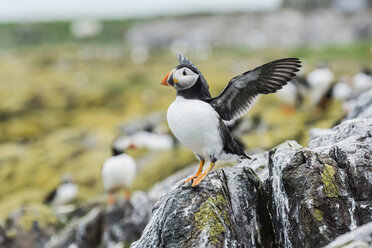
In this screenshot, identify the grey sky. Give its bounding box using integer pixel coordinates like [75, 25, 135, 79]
[0, 0, 281, 22]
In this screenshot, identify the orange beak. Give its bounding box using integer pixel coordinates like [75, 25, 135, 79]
[129, 142, 137, 150]
[161, 71, 171, 86]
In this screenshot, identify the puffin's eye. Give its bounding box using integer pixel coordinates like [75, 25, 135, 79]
[183, 70, 187, 76]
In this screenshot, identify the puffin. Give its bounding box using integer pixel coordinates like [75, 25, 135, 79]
[161, 54, 301, 186]
[44, 175, 78, 206]
[276, 76, 309, 113]
[115, 131, 174, 151]
[306, 63, 334, 106]
[101, 140, 137, 204]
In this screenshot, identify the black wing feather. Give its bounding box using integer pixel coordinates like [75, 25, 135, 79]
[44, 188, 57, 204]
[209, 58, 301, 121]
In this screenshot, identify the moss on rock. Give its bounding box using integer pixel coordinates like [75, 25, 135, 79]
[12, 203, 59, 232]
[194, 194, 230, 245]
[313, 209, 324, 221]
[321, 164, 339, 198]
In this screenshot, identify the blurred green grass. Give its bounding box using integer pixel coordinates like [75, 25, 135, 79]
[0, 20, 371, 219]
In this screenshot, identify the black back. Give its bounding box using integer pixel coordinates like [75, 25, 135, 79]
[219, 119, 250, 159]
[177, 77, 212, 100]
[44, 188, 57, 204]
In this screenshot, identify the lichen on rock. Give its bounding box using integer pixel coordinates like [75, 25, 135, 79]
[194, 193, 230, 245]
[321, 164, 339, 198]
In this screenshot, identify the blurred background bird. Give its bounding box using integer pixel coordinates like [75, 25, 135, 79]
[44, 175, 78, 206]
[101, 138, 137, 204]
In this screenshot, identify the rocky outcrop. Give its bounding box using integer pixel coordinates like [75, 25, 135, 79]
[346, 89, 372, 119]
[132, 91, 372, 247]
[0, 204, 59, 248]
[324, 222, 372, 248]
[44, 192, 152, 248]
[266, 118, 371, 247]
[132, 167, 275, 248]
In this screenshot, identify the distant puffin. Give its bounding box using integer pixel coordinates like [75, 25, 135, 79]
[115, 131, 174, 151]
[44, 175, 78, 206]
[161, 54, 301, 186]
[306, 63, 334, 106]
[276, 75, 310, 112]
[101, 140, 137, 204]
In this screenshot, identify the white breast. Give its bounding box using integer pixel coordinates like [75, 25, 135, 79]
[167, 96, 223, 160]
[101, 154, 137, 192]
[307, 68, 334, 105]
[53, 183, 78, 205]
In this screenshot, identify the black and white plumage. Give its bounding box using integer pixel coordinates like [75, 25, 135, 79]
[44, 175, 78, 206]
[307, 64, 335, 106]
[101, 140, 137, 204]
[161, 54, 301, 186]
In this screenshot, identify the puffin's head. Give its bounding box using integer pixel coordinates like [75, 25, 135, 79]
[111, 136, 137, 156]
[61, 174, 74, 184]
[161, 64, 200, 91]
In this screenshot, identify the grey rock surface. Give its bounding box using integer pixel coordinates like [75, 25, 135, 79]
[132, 167, 275, 248]
[346, 89, 372, 119]
[264, 94, 372, 247]
[45, 192, 152, 248]
[0, 205, 58, 248]
[323, 221, 372, 248]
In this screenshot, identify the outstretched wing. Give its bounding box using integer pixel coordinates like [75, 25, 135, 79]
[208, 58, 301, 121]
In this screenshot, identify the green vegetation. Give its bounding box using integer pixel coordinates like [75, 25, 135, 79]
[15, 204, 59, 231]
[194, 193, 230, 245]
[313, 209, 324, 222]
[321, 164, 339, 198]
[0, 20, 370, 219]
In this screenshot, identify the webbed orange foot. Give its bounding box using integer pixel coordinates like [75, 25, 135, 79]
[184, 159, 205, 184]
[191, 173, 207, 187]
[191, 161, 215, 187]
[185, 175, 198, 184]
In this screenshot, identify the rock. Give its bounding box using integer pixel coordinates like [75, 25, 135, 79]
[45, 191, 152, 248]
[1, 204, 59, 248]
[265, 137, 371, 247]
[237, 151, 269, 181]
[346, 89, 372, 119]
[323, 221, 372, 248]
[308, 128, 335, 141]
[148, 152, 270, 203]
[132, 167, 275, 248]
[132, 91, 372, 247]
[45, 207, 103, 248]
[264, 106, 371, 247]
